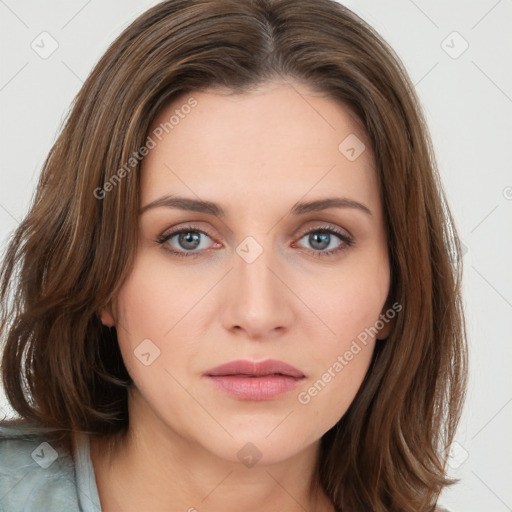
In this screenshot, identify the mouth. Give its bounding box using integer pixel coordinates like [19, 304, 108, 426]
[204, 359, 306, 400]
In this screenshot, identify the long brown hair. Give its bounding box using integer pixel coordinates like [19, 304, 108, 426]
[0, 1, 467, 510]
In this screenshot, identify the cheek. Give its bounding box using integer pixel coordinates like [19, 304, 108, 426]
[298, 258, 389, 344]
[292, 258, 387, 434]
[110, 255, 196, 385]
[297, 338, 375, 420]
[114, 251, 208, 340]
[111, 260, 202, 431]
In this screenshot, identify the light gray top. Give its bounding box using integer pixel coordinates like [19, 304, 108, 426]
[0, 420, 102, 512]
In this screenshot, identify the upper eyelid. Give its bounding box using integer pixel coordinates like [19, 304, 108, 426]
[162, 218, 350, 234]
[162, 224, 215, 240]
[162, 222, 349, 237]
[161, 223, 352, 247]
[296, 223, 351, 237]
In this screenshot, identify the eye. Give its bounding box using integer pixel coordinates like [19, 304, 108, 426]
[156, 225, 218, 258]
[293, 225, 354, 258]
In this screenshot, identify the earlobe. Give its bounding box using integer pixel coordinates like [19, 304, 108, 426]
[375, 308, 395, 340]
[99, 304, 116, 327]
[376, 319, 392, 340]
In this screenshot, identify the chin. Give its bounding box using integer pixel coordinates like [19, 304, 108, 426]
[196, 424, 322, 467]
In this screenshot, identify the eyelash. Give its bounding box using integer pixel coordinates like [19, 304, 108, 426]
[156, 224, 354, 259]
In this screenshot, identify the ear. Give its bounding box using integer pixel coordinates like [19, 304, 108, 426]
[99, 302, 116, 327]
[375, 301, 397, 340]
[375, 316, 393, 340]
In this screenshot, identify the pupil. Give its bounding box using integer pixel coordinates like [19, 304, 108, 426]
[310, 232, 330, 250]
[179, 232, 200, 250]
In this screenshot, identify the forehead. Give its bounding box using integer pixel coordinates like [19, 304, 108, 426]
[140, 81, 380, 215]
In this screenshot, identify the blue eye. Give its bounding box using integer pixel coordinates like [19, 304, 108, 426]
[294, 226, 353, 258]
[156, 226, 215, 258]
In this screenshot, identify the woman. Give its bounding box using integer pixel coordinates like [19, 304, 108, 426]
[0, 0, 467, 510]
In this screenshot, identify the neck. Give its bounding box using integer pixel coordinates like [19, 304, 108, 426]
[89, 389, 334, 512]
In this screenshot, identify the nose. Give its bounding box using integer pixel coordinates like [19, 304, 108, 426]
[220, 239, 295, 341]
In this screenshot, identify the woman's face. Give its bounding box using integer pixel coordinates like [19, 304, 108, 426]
[102, 80, 391, 465]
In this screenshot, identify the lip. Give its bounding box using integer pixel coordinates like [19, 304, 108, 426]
[204, 359, 305, 378]
[204, 359, 305, 400]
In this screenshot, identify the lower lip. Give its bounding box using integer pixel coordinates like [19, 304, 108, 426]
[205, 375, 303, 400]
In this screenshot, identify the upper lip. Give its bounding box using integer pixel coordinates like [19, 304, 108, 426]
[204, 359, 305, 378]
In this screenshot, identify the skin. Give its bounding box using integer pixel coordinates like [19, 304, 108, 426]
[92, 79, 392, 512]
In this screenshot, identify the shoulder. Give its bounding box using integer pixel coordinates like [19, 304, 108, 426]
[0, 419, 82, 511]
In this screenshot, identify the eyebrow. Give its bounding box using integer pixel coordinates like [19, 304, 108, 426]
[139, 195, 372, 217]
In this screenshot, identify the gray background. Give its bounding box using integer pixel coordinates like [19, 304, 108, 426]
[1, 1, 511, 510]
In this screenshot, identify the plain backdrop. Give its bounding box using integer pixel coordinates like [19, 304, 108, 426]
[0, 1, 511, 511]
